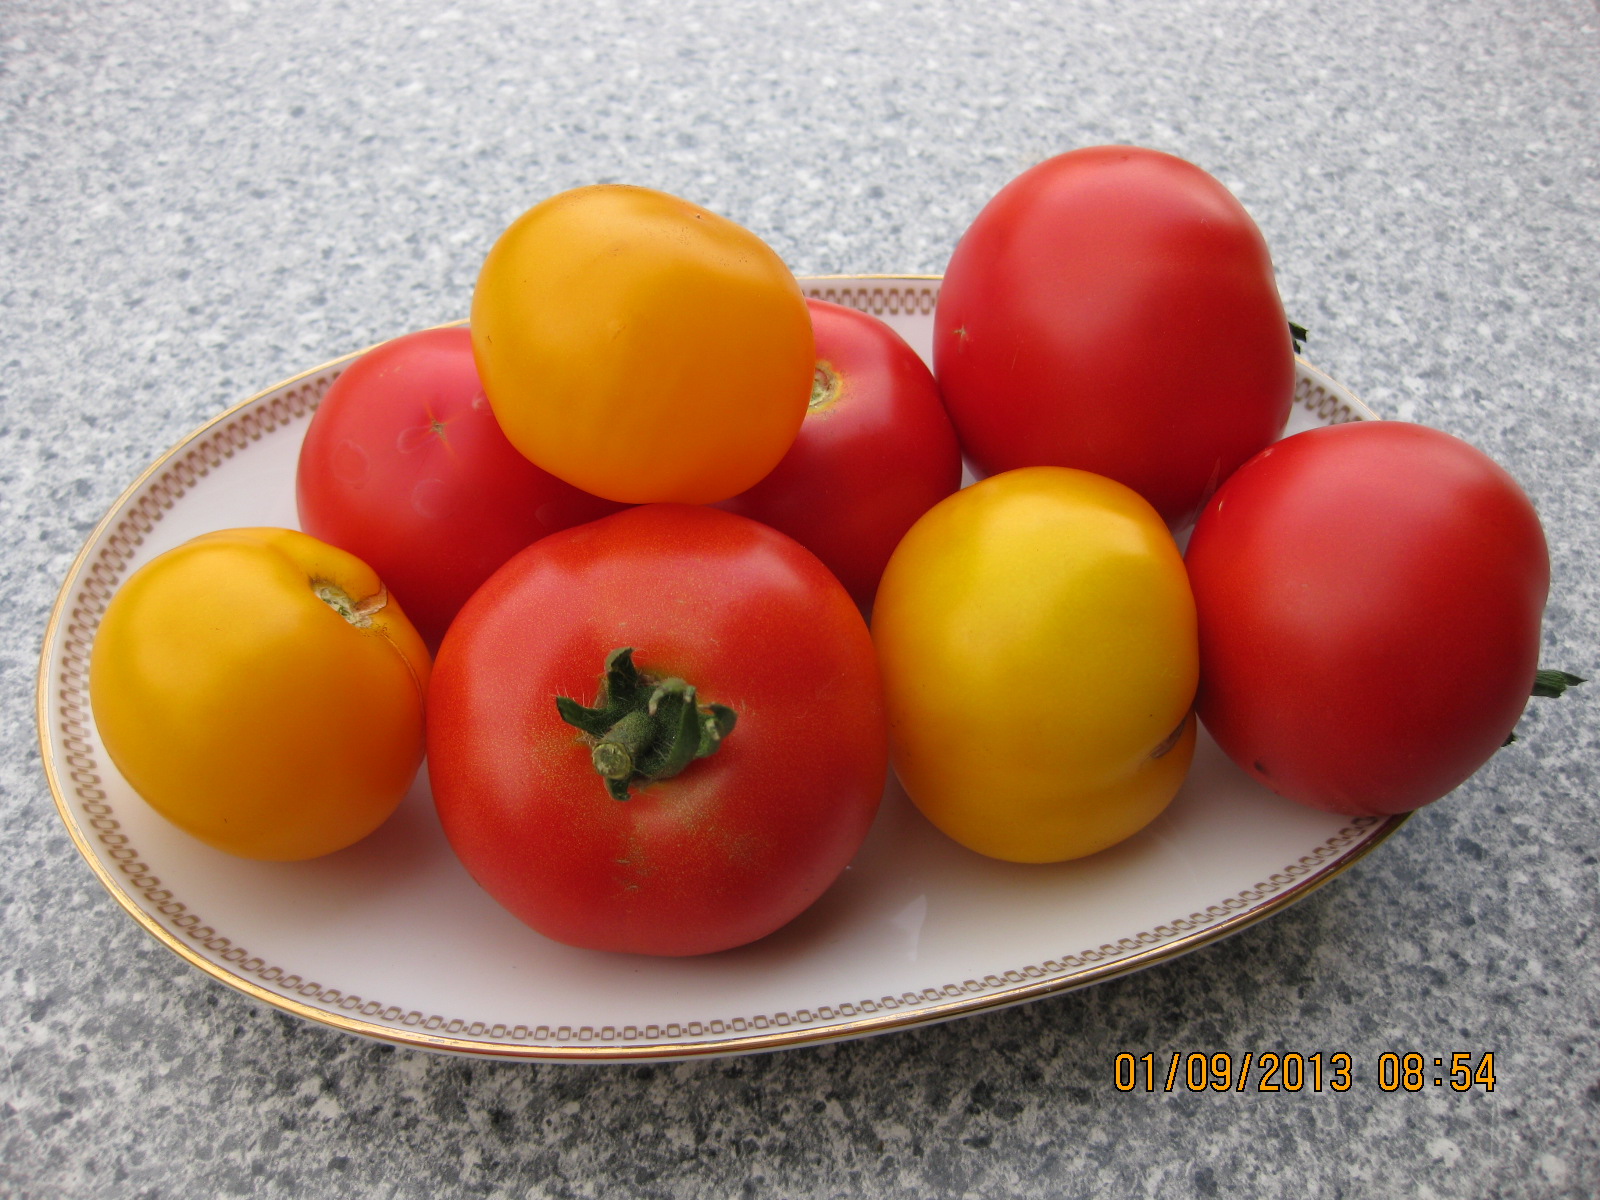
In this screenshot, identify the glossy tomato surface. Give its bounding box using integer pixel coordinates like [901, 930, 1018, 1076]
[89, 528, 431, 860]
[296, 327, 623, 650]
[872, 467, 1198, 863]
[1186, 421, 1550, 816]
[934, 145, 1295, 529]
[471, 185, 814, 505]
[719, 298, 962, 609]
[426, 505, 887, 957]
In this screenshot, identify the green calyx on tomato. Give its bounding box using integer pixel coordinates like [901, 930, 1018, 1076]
[1505, 670, 1587, 744]
[556, 647, 738, 800]
[1532, 670, 1585, 699]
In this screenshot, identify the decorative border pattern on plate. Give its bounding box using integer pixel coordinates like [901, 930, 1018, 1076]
[800, 278, 938, 316]
[42, 277, 1400, 1058]
[1292, 370, 1362, 425]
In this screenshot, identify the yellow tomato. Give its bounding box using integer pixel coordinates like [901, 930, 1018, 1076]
[871, 467, 1198, 863]
[470, 184, 814, 504]
[89, 528, 431, 861]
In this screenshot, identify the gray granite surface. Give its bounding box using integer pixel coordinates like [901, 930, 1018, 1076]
[4, 1, 1598, 1196]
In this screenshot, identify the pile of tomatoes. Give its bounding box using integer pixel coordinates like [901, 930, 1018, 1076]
[88, 146, 1570, 958]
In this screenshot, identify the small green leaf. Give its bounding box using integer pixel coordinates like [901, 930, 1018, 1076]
[554, 695, 612, 739]
[1289, 321, 1308, 354]
[1533, 670, 1586, 699]
[636, 681, 704, 781]
[556, 647, 652, 737]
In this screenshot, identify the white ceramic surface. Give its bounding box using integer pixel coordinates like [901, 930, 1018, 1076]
[39, 275, 1402, 1062]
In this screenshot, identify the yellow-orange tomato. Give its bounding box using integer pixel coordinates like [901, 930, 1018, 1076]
[89, 528, 430, 860]
[470, 184, 814, 504]
[872, 467, 1198, 863]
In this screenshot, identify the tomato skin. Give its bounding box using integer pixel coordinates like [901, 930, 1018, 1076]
[426, 505, 886, 956]
[296, 327, 624, 650]
[872, 467, 1198, 863]
[1186, 421, 1550, 816]
[88, 528, 431, 860]
[471, 185, 814, 505]
[718, 299, 963, 609]
[934, 146, 1295, 529]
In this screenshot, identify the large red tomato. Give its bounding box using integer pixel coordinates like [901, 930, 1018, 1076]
[296, 327, 623, 649]
[718, 299, 963, 609]
[1185, 421, 1551, 816]
[425, 504, 887, 957]
[934, 145, 1296, 529]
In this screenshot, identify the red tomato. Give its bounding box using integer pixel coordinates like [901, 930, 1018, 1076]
[718, 299, 962, 608]
[934, 145, 1296, 529]
[426, 504, 887, 957]
[296, 327, 624, 649]
[1185, 421, 1550, 816]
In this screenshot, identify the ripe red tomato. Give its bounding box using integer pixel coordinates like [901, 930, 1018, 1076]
[934, 145, 1295, 529]
[296, 327, 623, 649]
[1185, 421, 1551, 816]
[718, 299, 963, 609]
[425, 504, 887, 957]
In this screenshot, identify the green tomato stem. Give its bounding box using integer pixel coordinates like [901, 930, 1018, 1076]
[555, 647, 738, 801]
[1533, 669, 1586, 698]
[1504, 669, 1587, 745]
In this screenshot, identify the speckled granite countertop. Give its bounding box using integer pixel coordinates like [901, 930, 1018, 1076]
[4, 1, 1598, 1196]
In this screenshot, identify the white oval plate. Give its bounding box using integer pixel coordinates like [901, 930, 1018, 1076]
[39, 275, 1403, 1061]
